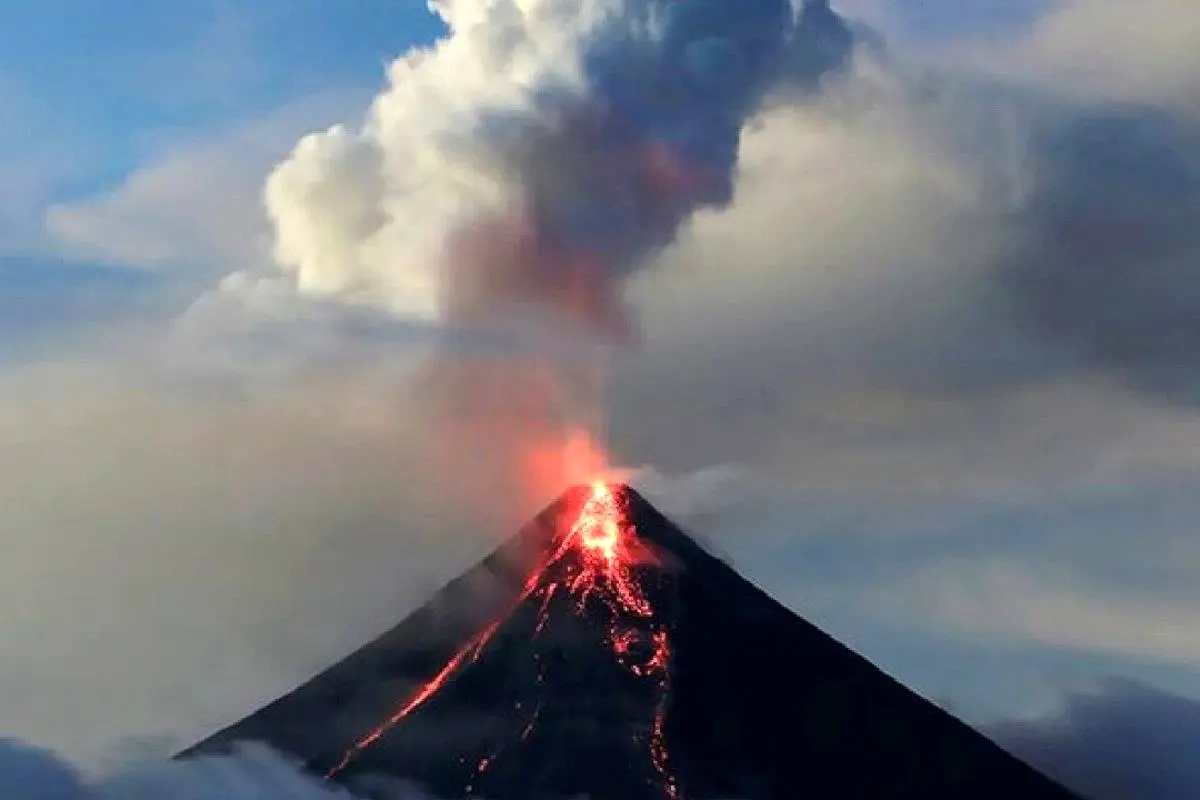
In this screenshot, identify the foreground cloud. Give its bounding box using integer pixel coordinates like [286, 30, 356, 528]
[6, 675, 1200, 799]
[0, 361, 504, 768]
[0, 739, 427, 799]
[992, 680, 1200, 800]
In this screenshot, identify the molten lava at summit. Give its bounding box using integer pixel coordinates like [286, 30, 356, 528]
[326, 482, 680, 798]
[185, 484, 1084, 800]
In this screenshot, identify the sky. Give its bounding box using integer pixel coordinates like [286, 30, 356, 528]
[1, 0, 1199, 798]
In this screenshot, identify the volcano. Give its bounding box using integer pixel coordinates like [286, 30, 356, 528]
[183, 484, 1082, 799]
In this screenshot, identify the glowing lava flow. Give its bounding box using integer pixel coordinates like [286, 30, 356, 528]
[563, 483, 678, 800]
[325, 482, 679, 799]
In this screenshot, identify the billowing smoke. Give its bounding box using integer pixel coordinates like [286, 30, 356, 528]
[265, 0, 850, 337]
[261, 0, 852, 515]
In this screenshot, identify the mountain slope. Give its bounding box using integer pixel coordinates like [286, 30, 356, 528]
[183, 484, 1083, 800]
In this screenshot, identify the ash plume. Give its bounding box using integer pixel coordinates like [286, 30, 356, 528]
[264, 0, 851, 338]
[262, 0, 852, 515]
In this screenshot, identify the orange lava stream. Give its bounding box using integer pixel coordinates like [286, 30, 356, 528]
[327, 482, 679, 799]
[561, 484, 678, 799]
[324, 541, 567, 779]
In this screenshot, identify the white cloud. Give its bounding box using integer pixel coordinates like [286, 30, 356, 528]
[0, 739, 437, 799]
[43, 90, 367, 273]
[8, 350, 1198, 770]
[968, 0, 1200, 114]
[865, 552, 1200, 666]
[0, 360, 504, 768]
[0, 74, 100, 256]
[258, 0, 859, 332]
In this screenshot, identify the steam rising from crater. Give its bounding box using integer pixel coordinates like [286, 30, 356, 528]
[259, 0, 851, 514]
[264, 0, 850, 338]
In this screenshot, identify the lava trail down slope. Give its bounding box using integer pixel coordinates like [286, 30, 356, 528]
[182, 484, 1084, 800]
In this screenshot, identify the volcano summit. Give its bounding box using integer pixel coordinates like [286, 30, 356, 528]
[183, 484, 1082, 799]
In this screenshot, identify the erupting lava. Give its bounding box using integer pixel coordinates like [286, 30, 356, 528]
[326, 481, 679, 799]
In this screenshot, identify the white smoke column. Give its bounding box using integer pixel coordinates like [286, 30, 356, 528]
[262, 0, 849, 517]
[266, 0, 847, 333]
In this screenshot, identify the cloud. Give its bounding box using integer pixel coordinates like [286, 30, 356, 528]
[991, 680, 1200, 800]
[630, 384, 1200, 664]
[0, 74, 105, 257]
[0, 738, 86, 800]
[598, 53, 1200, 463]
[0, 739, 439, 799]
[42, 0, 1200, 408]
[0, 257, 175, 365]
[5, 0, 1200, 783]
[0, 359, 526, 768]
[260, 0, 853, 331]
[835, 0, 1051, 44]
[8, 680, 1200, 800]
[873, 556, 1200, 666]
[989, 0, 1200, 114]
[15, 351, 1199, 774]
[43, 90, 367, 274]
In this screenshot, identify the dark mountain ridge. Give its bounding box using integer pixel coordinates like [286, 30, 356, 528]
[183, 484, 1083, 800]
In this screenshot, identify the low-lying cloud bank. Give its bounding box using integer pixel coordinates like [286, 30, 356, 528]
[0, 739, 426, 799]
[991, 680, 1200, 800]
[4, 679, 1200, 799]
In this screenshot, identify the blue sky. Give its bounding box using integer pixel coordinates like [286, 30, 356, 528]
[2, 1, 1200, 791]
[0, 0, 444, 250]
[0, 1, 442, 136]
[0, 0, 445, 365]
[0, 0, 1048, 225]
[0, 0, 443, 214]
[0, 0, 1058, 261]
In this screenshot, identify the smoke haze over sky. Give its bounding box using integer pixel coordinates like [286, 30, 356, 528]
[2, 0, 1200, 797]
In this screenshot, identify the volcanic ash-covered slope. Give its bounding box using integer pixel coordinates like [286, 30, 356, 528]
[183, 485, 1083, 800]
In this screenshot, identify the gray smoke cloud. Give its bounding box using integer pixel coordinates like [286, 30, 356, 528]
[256, 0, 856, 515]
[263, 0, 852, 337]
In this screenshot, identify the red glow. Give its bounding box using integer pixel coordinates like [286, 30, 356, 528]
[573, 481, 623, 559]
[327, 479, 679, 799]
[560, 483, 677, 799]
